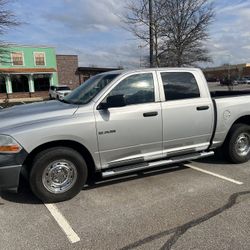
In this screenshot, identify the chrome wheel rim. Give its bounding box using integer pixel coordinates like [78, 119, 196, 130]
[235, 133, 250, 157]
[42, 160, 77, 194]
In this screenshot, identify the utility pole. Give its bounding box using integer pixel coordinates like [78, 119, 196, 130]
[138, 44, 143, 68]
[149, 0, 154, 67]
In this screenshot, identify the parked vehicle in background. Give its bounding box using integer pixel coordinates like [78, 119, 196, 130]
[49, 85, 71, 100]
[235, 77, 250, 85]
[232, 79, 239, 85]
[243, 77, 250, 84]
[1, 68, 250, 202]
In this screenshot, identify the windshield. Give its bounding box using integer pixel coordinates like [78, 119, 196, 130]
[57, 87, 70, 91]
[64, 73, 120, 105]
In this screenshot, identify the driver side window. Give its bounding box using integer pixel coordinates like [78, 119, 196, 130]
[105, 73, 155, 105]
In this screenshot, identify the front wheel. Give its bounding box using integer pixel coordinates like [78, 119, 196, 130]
[223, 124, 250, 164]
[30, 147, 88, 203]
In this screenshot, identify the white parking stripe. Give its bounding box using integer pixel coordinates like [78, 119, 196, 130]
[45, 203, 80, 244]
[184, 164, 243, 185]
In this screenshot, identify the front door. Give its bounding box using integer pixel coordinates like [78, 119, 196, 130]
[94, 72, 163, 169]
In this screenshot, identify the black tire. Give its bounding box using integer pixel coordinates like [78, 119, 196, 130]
[30, 147, 88, 203]
[223, 123, 250, 164]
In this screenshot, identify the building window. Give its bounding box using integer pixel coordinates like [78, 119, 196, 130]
[12, 52, 24, 66]
[34, 52, 46, 66]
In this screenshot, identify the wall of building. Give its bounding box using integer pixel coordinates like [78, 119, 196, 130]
[0, 46, 58, 85]
[56, 55, 79, 89]
[77, 67, 121, 83]
[0, 45, 59, 99]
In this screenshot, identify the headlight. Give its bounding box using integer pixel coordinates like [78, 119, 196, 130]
[0, 135, 22, 153]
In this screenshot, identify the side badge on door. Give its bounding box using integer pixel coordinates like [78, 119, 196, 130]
[99, 130, 116, 135]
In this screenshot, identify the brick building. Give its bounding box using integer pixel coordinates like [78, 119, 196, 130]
[203, 63, 250, 81]
[77, 66, 121, 83]
[0, 46, 121, 100]
[56, 55, 120, 87]
[56, 55, 79, 90]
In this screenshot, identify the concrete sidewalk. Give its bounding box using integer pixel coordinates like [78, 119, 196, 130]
[0, 97, 44, 104]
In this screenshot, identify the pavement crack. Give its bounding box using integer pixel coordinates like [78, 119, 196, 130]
[120, 191, 250, 250]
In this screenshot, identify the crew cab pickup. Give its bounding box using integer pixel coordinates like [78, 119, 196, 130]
[1, 68, 250, 202]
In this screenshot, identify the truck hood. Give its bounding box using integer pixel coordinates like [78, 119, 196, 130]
[0, 100, 78, 132]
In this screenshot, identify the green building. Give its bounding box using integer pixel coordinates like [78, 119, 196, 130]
[0, 45, 58, 98]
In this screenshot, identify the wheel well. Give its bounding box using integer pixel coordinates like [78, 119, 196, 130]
[223, 115, 250, 146]
[23, 140, 97, 182]
[232, 115, 250, 126]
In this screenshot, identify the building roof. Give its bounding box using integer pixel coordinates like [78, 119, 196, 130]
[204, 63, 250, 72]
[77, 67, 122, 73]
[56, 54, 78, 57]
[2, 43, 55, 49]
[0, 68, 57, 74]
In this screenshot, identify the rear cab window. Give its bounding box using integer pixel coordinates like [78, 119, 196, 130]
[160, 72, 200, 101]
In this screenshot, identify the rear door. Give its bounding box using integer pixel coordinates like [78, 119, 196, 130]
[94, 71, 163, 169]
[157, 70, 214, 157]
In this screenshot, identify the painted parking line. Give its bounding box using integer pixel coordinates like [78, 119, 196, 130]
[184, 164, 244, 185]
[45, 203, 80, 244]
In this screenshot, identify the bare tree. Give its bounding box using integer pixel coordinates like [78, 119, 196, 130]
[123, 0, 165, 67]
[0, 0, 20, 62]
[123, 0, 215, 67]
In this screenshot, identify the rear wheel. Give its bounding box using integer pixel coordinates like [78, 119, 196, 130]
[30, 147, 88, 202]
[223, 124, 250, 164]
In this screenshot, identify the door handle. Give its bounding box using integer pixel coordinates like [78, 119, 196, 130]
[196, 106, 209, 111]
[143, 111, 158, 117]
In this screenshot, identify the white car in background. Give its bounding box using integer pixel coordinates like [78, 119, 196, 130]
[235, 77, 250, 85]
[49, 85, 72, 100]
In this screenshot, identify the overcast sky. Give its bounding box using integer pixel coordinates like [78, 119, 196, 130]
[4, 0, 250, 68]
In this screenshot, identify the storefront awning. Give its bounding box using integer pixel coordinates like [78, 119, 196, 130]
[0, 68, 57, 74]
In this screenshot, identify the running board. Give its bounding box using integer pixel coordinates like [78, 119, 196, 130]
[102, 151, 214, 178]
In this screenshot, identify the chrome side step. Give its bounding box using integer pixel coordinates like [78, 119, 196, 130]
[101, 151, 214, 178]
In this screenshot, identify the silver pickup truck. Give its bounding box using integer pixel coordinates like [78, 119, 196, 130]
[1, 68, 250, 202]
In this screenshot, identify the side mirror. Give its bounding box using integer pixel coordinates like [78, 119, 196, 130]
[97, 103, 109, 110]
[107, 95, 126, 108]
[97, 95, 126, 110]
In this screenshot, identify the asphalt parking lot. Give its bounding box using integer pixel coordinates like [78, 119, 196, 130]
[1, 83, 250, 250]
[1, 155, 250, 250]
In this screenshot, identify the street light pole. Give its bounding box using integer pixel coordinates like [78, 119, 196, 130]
[149, 0, 154, 67]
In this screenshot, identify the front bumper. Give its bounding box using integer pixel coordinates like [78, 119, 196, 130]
[0, 150, 28, 191]
[0, 165, 22, 191]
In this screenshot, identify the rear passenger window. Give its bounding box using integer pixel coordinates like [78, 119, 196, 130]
[161, 72, 200, 101]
